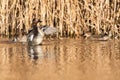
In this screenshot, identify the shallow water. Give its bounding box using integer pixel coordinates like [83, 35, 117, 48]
[0, 38, 120, 80]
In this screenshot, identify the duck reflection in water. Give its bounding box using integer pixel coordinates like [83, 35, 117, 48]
[27, 45, 44, 60]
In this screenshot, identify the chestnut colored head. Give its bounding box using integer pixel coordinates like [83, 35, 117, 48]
[32, 18, 42, 27]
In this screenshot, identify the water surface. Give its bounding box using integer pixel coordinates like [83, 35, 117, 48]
[0, 39, 120, 80]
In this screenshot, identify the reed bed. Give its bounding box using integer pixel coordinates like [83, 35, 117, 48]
[0, 0, 120, 39]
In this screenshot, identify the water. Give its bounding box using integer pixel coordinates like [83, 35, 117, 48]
[0, 39, 120, 80]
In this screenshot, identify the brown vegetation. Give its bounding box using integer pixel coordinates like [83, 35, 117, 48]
[0, 0, 120, 39]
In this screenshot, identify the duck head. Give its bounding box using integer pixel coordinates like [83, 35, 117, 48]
[32, 18, 42, 27]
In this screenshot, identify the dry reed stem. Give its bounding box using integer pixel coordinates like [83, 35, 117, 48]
[0, 0, 119, 38]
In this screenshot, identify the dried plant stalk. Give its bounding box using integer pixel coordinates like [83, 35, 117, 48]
[0, 0, 119, 39]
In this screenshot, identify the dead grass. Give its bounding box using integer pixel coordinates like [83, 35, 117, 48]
[0, 0, 120, 38]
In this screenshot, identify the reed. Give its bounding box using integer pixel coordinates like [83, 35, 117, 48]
[0, 0, 119, 39]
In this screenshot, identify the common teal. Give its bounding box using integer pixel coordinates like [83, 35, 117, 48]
[83, 32, 110, 41]
[12, 18, 58, 44]
[27, 19, 58, 45]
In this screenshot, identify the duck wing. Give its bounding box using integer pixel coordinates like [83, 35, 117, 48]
[41, 26, 58, 35]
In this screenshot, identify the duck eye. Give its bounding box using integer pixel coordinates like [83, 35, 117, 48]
[43, 28, 46, 31]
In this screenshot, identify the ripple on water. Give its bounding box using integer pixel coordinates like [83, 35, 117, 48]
[0, 39, 120, 80]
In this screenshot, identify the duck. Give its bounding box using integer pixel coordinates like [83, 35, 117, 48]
[12, 18, 58, 44]
[83, 32, 110, 41]
[19, 29, 27, 43]
[27, 19, 58, 45]
[12, 28, 27, 43]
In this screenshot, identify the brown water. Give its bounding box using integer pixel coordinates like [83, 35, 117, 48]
[0, 38, 120, 80]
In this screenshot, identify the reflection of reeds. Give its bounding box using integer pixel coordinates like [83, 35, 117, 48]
[0, 0, 120, 39]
